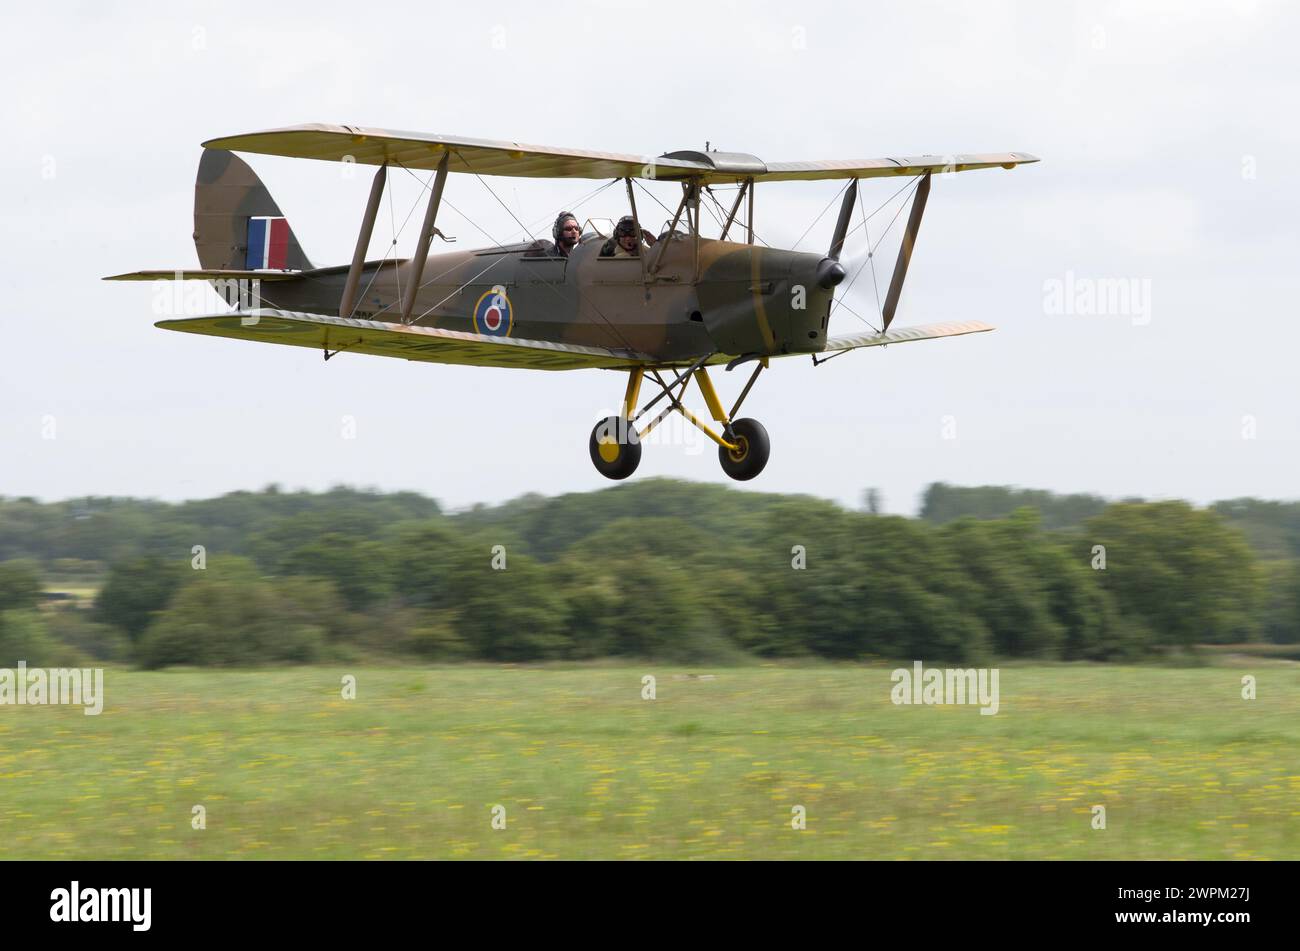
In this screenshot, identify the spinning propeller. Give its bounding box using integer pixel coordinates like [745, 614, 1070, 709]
[815, 175, 932, 333]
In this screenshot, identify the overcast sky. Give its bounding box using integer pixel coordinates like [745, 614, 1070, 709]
[3, 0, 1296, 514]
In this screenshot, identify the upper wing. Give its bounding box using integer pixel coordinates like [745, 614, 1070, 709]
[760, 154, 1038, 182]
[156, 309, 653, 371]
[203, 124, 1038, 184]
[203, 124, 710, 181]
[815, 319, 995, 353]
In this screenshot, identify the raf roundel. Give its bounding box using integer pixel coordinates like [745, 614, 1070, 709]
[473, 288, 513, 337]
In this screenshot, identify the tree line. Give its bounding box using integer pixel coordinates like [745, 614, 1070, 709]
[1, 479, 1296, 668]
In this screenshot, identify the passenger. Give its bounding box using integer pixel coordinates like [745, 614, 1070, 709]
[600, 216, 657, 258]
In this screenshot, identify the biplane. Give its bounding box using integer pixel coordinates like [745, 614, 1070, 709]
[106, 124, 1038, 480]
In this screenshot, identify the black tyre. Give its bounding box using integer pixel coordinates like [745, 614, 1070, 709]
[589, 416, 642, 480]
[718, 417, 770, 481]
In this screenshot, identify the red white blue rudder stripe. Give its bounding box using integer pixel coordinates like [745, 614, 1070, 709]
[245, 216, 290, 269]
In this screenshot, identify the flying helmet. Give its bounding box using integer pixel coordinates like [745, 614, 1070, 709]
[553, 211, 579, 243]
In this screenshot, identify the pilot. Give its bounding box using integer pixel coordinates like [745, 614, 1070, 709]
[525, 211, 581, 258]
[551, 211, 581, 257]
[599, 216, 657, 257]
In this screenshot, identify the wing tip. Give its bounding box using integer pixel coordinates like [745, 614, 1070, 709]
[202, 122, 335, 151]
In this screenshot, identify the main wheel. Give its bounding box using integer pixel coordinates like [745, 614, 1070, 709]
[589, 416, 642, 480]
[718, 417, 770, 481]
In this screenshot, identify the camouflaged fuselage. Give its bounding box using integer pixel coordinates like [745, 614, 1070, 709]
[255, 234, 836, 363]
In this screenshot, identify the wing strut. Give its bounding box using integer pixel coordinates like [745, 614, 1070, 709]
[400, 151, 451, 323]
[827, 178, 858, 261]
[648, 190, 687, 276]
[747, 179, 755, 245]
[687, 180, 702, 282]
[339, 164, 387, 319]
[880, 172, 931, 332]
[718, 178, 751, 241]
[624, 177, 648, 286]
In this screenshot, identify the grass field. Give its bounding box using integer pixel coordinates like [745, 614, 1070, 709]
[2, 664, 1298, 859]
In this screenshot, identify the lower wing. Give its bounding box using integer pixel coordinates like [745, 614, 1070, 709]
[155, 309, 990, 372]
[817, 320, 994, 353]
[155, 309, 653, 371]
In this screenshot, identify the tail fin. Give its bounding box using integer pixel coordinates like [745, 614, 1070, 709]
[194, 149, 312, 271]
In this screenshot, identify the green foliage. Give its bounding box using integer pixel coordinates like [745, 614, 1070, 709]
[369, 606, 468, 660]
[137, 558, 338, 668]
[939, 512, 1065, 658]
[1032, 542, 1134, 660]
[1085, 502, 1261, 649]
[1259, 560, 1300, 644]
[44, 607, 131, 662]
[728, 503, 992, 663]
[449, 554, 571, 661]
[2, 481, 1294, 666]
[386, 522, 479, 609]
[0, 486, 441, 568]
[0, 610, 87, 667]
[94, 555, 189, 642]
[1211, 498, 1300, 560]
[451, 478, 805, 560]
[279, 534, 393, 611]
[551, 551, 743, 662]
[0, 560, 44, 612]
[920, 483, 1109, 530]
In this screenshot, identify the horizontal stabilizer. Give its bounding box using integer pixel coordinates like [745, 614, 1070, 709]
[103, 269, 303, 282]
[104, 259, 404, 282]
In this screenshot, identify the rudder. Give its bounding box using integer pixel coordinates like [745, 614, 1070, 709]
[194, 149, 312, 271]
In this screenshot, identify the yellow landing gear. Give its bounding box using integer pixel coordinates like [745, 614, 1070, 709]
[718, 417, 770, 481]
[588, 415, 642, 480]
[589, 359, 770, 481]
